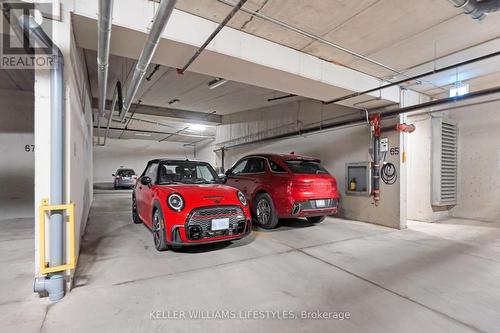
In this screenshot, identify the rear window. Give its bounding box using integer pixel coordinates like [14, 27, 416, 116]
[269, 159, 286, 173]
[117, 169, 135, 177]
[285, 160, 329, 174]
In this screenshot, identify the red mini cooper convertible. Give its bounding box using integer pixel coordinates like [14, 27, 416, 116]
[132, 159, 252, 251]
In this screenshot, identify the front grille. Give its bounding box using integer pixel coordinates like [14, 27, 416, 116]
[295, 198, 338, 212]
[186, 206, 246, 240]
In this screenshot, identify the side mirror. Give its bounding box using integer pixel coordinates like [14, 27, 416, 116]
[218, 173, 227, 183]
[140, 176, 152, 186]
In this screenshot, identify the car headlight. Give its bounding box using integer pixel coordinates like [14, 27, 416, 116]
[237, 191, 248, 206]
[167, 193, 184, 211]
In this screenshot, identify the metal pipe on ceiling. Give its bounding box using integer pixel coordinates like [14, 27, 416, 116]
[216, 85, 500, 150]
[217, 0, 431, 87]
[120, 0, 177, 122]
[97, 81, 123, 146]
[97, 0, 113, 117]
[448, 0, 500, 20]
[94, 126, 215, 139]
[324, 50, 500, 104]
[177, 0, 248, 74]
[125, 115, 189, 131]
[373, 85, 500, 116]
[102, 81, 122, 146]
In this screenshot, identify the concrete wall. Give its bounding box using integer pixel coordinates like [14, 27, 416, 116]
[406, 113, 451, 222]
[0, 89, 34, 220]
[67, 33, 94, 244]
[407, 99, 500, 223]
[199, 100, 405, 229]
[450, 100, 500, 222]
[93, 139, 195, 183]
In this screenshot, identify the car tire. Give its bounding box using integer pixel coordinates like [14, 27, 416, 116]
[152, 208, 169, 251]
[306, 216, 326, 223]
[132, 195, 142, 224]
[253, 193, 279, 229]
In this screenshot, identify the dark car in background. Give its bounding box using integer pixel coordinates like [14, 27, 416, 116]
[224, 153, 340, 229]
[113, 168, 137, 189]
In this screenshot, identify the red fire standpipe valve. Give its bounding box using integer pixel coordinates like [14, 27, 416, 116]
[369, 113, 382, 205]
[395, 123, 416, 133]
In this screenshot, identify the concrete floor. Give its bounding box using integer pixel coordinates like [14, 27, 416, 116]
[1, 191, 499, 333]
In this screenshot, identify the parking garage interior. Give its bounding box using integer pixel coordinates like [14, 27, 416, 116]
[0, 0, 500, 332]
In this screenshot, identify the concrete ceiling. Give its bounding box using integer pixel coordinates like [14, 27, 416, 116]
[86, 49, 308, 143]
[85, 49, 305, 115]
[175, 0, 500, 97]
[95, 111, 217, 143]
[85, 0, 500, 143]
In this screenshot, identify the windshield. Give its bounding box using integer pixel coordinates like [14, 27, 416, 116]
[157, 161, 218, 184]
[285, 160, 329, 174]
[117, 169, 135, 177]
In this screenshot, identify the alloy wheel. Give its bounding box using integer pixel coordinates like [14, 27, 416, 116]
[153, 211, 161, 246]
[256, 199, 271, 225]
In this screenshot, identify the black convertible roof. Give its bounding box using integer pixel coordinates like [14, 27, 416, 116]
[146, 158, 208, 164]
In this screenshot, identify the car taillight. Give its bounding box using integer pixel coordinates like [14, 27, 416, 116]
[292, 181, 312, 192]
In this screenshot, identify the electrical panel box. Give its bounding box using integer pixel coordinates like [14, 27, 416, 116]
[345, 162, 372, 196]
[380, 138, 389, 152]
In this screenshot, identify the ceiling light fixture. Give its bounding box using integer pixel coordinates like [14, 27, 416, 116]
[135, 133, 152, 137]
[449, 83, 469, 98]
[188, 124, 207, 131]
[168, 98, 180, 105]
[208, 78, 228, 89]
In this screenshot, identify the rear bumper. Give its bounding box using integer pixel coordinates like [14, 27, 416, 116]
[115, 180, 136, 187]
[293, 207, 337, 217]
[282, 198, 339, 218]
[167, 220, 252, 247]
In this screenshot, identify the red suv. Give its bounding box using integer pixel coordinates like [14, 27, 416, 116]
[224, 154, 340, 228]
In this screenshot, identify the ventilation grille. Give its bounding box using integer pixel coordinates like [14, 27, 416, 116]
[432, 118, 457, 206]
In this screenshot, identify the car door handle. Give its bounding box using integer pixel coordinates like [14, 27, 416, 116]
[234, 180, 239, 182]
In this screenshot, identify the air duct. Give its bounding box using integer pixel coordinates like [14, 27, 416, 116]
[97, 0, 113, 117]
[120, 0, 177, 122]
[448, 0, 500, 20]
